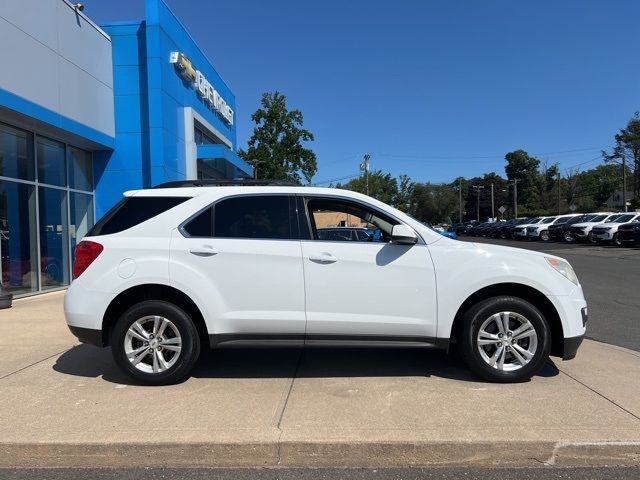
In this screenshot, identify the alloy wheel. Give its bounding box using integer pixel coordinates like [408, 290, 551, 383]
[563, 231, 573, 242]
[124, 316, 182, 374]
[476, 312, 538, 372]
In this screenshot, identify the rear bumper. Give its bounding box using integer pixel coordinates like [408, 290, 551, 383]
[562, 335, 584, 360]
[68, 325, 104, 347]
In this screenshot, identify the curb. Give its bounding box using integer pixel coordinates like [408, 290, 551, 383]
[1, 441, 639, 468]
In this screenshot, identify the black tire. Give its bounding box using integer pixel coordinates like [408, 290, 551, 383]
[459, 296, 551, 383]
[612, 233, 621, 247]
[587, 232, 596, 244]
[563, 231, 574, 243]
[111, 300, 201, 386]
[540, 230, 550, 242]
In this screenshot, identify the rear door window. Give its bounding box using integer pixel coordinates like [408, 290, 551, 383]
[214, 195, 292, 239]
[89, 196, 190, 236]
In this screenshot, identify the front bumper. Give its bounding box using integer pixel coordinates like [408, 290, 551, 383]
[0, 288, 12, 309]
[592, 231, 613, 241]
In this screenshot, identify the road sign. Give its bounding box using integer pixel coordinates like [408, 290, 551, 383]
[570, 204, 577, 212]
[498, 206, 506, 214]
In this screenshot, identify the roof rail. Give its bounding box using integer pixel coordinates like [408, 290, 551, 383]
[153, 179, 300, 188]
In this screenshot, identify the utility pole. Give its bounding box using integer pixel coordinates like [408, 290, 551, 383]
[458, 178, 463, 223]
[622, 152, 628, 212]
[557, 171, 561, 215]
[360, 154, 371, 196]
[508, 179, 518, 218]
[472, 185, 485, 222]
[490, 183, 495, 220]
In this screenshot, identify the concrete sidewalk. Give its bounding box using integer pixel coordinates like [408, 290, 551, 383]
[1, 292, 639, 468]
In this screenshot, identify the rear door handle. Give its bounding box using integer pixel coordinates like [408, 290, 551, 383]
[189, 246, 219, 257]
[309, 253, 338, 264]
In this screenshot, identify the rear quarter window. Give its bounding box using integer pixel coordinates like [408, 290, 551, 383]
[88, 196, 190, 236]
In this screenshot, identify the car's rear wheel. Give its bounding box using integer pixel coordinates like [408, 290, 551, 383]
[111, 300, 201, 385]
[459, 296, 551, 383]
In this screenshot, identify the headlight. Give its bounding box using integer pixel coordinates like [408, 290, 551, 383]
[545, 257, 579, 285]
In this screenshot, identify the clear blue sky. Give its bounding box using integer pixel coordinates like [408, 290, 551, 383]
[84, 0, 640, 185]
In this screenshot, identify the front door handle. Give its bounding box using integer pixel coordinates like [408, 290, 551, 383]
[189, 246, 219, 257]
[309, 253, 338, 264]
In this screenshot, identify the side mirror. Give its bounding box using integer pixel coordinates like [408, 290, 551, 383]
[391, 224, 418, 245]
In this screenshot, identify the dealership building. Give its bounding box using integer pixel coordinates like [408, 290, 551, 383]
[0, 0, 252, 298]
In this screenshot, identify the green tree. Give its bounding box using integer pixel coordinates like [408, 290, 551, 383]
[394, 174, 415, 212]
[504, 150, 542, 209]
[336, 170, 398, 205]
[602, 112, 640, 206]
[239, 92, 317, 184]
[575, 163, 631, 209]
[409, 183, 457, 224]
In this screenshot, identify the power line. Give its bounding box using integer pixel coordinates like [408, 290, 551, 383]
[312, 173, 360, 186]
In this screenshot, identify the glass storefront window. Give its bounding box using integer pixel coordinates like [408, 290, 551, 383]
[0, 122, 94, 296]
[70, 192, 94, 255]
[0, 180, 38, 295]
[37, 136, 66, 187]
[0, 123, 34, 181]
[68, 146, 93, 191]
[38, 187, 69, 289]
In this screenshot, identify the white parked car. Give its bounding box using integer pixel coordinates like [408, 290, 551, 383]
[591, 213, 640, 246]
[568, 213, 618, 243]
[64, 182, 587, 385]
[512, 217, 543, 238]
[526, 214, 581, 242]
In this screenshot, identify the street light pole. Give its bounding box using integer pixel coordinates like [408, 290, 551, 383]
[472, 185, 485, 222]
[508, 179, 518, 218]
[557, 172, 561, 215]
[491, 183, 495, 220]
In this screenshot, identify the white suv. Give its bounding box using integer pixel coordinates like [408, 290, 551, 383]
[591, 213, 640, 245]
[64, 182, 587, 385]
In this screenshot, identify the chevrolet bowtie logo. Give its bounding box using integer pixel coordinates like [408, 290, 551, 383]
[170, 52, 196, 82]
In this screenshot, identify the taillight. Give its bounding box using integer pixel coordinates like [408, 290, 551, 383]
[73, 241, 104, 279]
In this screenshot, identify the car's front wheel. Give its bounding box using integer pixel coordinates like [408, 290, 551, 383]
[111, 300, 201, 385]
[459, 296, 551, 383]
[540, 230, 550, 242]
[563, 231, 574, 242]
[612, 233, 621, 247]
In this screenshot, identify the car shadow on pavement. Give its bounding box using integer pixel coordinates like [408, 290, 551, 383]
[53, 344, 559, 386]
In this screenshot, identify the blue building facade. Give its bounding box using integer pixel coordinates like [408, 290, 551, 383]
[98, 0, 252, 217]
[0, 0, 251, 297]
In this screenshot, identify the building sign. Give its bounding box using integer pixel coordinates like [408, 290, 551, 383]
[170, 52, 234, 125]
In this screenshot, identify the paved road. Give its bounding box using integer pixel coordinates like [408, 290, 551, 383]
[461, 237, 640, 352]
[2, 467, 639, 480]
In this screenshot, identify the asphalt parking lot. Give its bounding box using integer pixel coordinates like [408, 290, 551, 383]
[461, 236, 640, 352]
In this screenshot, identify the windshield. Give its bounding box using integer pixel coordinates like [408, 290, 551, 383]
[554, 216, 573, 225]
[575, 214, 595, 223]
[528, 217, 542, 224]
[589, 215, 608, 223]
[541, 217, 557, 224]
[605, 214, 623, 223]
[614, 214, 637, 223]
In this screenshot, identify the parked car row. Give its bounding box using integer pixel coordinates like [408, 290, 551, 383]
[452, 212, 640, 246]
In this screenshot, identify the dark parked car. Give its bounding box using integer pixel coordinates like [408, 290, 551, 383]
[617, 220, 640, 246]
[317, 227, 373, 242]
[450, 221, 477, 236]
[496, 218, 529, 239]
[548, 214, 595, 242]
